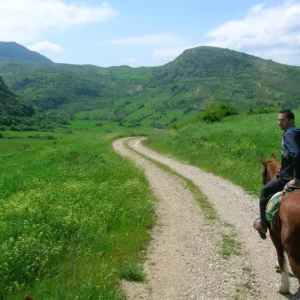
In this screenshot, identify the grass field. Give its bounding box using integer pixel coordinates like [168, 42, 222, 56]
[0, 129, 156, 299]
[1, 109, 298, 299]
[144, 111, 294, 196]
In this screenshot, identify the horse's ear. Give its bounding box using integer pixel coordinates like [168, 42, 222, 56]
[260, 156, 267, 165]
[271, 153, 276, 160]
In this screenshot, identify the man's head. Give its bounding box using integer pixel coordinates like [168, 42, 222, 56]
[278, 109, 295, 131]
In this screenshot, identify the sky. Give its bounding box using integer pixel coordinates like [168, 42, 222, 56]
[1, 0, 300, 68]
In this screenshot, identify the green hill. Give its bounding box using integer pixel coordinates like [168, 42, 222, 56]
[0, 75, 36, 128]
[154, 46, 256, 81]
[0, 42, 52, 63]
[1, 43, 300, 128]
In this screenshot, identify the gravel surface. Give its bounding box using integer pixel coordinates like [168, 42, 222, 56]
[113, 137, 300, 300]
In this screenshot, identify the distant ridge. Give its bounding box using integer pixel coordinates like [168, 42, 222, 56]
[0, 44, 300, 128]
[0, 42, 52, 63]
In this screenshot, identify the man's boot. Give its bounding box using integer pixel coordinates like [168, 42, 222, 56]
[253, 218, 267, 239]
[253, 197, 269, 239]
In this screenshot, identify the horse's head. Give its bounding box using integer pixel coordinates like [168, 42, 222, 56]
[260, 154, 281, 185]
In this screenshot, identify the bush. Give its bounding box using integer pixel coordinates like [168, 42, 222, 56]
[199, 103, 239, 123]
[245, 107, 277, 115]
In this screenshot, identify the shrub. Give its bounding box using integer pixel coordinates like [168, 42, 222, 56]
[199, 103, 239, 123]
[245, 107, 277, 115]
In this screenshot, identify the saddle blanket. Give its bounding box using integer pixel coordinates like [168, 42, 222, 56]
[266, 192, 282, 222]
[265, 185, 300, 222]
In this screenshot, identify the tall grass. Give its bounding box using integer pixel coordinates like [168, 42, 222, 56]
[144, 111, 292, 196]
[0, 133, 155, 299]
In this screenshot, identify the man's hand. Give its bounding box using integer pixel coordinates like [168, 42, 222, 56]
[282, 178, 300, 194]
[295, 178, 300, 187]
[285, 178, 300, 187]
[286, 179, 296, 187]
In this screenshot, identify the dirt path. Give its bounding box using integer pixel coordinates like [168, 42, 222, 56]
[113, 137, 300, 300]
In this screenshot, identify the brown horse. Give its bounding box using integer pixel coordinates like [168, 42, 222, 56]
[260, 153, 281, 184]
[260, 154, 300, 293]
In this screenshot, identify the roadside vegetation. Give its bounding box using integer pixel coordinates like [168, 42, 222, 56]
[0, 130, 155, 299]
[144, 109, 297, 196]
[2, 101, 299, 299]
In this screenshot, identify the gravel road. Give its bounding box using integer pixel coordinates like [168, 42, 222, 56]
[113, 137, 300, 300]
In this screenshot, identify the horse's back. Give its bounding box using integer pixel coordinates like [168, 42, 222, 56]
[280, 190, 300, 256]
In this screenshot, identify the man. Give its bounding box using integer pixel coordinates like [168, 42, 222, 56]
[254, 109, 300, 239]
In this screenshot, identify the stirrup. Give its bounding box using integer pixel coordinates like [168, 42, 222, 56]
[253, 218, 267, 240]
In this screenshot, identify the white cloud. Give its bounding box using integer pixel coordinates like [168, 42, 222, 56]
[0, 1, 118, 43]
[204, 1, 300, 64]
[27, 41, 63, 55]
[249, 3, 266, 14]
[101, 34, 185, 45]
[123, 57, 137, 63]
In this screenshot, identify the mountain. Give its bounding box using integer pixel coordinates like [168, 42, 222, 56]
[0, 75, 35, 128]
[1, 44, 300, 128]
[154, 46, 261, 82]
[0, 42, 52, 63]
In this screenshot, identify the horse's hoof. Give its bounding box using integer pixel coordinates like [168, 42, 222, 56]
[275, 264, 281, 273]
[278, 287, 290, 294]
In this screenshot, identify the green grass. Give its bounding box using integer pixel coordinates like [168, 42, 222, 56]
[0, 138, 53, 155]
[0, 131, 62, 155]
[0, 132, 156, 299]
[73, 108, 112, 120]
[221, 232, 242, 259]
[124, 107, 155, 122]
[66, 120, 154, 134]
[144, 111, 289, 196]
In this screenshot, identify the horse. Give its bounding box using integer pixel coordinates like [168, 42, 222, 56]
[260, 154, 300, 294]
[260, 153, 281, 184]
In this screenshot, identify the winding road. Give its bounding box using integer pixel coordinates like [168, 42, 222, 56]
[113, 137, 300, 300]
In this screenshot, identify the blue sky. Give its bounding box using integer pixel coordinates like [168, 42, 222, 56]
[1, 0, 300, 67]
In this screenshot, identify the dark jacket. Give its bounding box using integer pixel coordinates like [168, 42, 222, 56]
[280, 125, 300, 180]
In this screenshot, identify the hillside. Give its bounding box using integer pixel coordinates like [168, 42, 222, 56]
[0, 42, 52, 63]
[154, 46, 256, 81]
[1, 43, 300, 128]
[0, 75, 36, 129]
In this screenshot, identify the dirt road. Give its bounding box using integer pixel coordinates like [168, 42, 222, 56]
[113, 137, 300, 300]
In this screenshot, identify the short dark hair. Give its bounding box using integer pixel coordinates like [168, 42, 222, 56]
[279, 109, 295, 121]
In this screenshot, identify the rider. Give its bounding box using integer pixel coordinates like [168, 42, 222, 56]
[254, 109, 300, 239]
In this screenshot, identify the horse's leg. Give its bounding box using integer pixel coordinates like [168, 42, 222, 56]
[287, 256, 300, 286]
[282, 230, 300, 286]
[269, 230, 290, 293]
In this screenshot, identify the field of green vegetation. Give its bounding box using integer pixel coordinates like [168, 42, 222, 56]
[0, 129, 155, 299]
[1, 107, 299, 299]
[145, 110, 297, 196]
